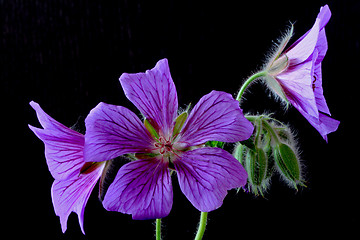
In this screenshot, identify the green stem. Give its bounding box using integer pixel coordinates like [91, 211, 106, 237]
[194, 212, 208, 240]
[236, 71, 268, 102]
[156, 218, 162, 240]
[261, 118, 281, 144]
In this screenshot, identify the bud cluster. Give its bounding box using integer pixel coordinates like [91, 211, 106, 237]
[234, 115, 304, 196]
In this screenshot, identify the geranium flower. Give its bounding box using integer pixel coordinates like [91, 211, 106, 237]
[264, 5, 340, 141]
[84, 58, 254, 219]
[28, 101, 105, 234]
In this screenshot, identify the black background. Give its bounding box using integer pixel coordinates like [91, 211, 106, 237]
[2, 0, 358, 239]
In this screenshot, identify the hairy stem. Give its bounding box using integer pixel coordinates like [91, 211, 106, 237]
[236, 71, 268, 102]
[194, 212, 208, 240]
[156, 218, 162, 240]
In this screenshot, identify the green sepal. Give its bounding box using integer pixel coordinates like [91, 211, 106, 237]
[205, 141, 225, 149]
[144, 118, 159, 139]
[263, 75, 290, 107]
[172, 111, 188, 138]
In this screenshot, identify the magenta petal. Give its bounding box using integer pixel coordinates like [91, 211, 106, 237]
[52, 162, 105, 234]
[179, 91, 253, 147]
[174, 147, 247, 212]
[103, 159, 173, 220]
[84, 102, 153, 162]
[119, 58, 178, 136]
[29, 101, 84, 180]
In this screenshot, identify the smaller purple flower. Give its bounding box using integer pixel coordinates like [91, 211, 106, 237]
[264, 5, 340, 141]
[84, 59, 254, 219]
[29, 101, 105, 234]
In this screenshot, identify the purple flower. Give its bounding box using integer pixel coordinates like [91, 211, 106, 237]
[264, 5, 340, 141]
[28, 101, 105, 234]
[84, 58, 254, 219]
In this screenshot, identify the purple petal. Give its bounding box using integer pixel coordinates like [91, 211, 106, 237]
[317, 5, 331, 30]
[174, 147, 247, 212]
[286, 18, 320, 65]
[317, 113, 340, 142]
[103, 158, 173, 220]
[277, 60, 319, 118]
[119, 58, 178, 137]
[297, 109, 340, 142]
[179, 91, 254, 147]
[29, 101, 84, 180]
[84, 102, 153, 162]
[52, 162, 105, 234]
[312, 49, 331, 115]
[286, 5, 330, 63]
[314, 28, 328, 64]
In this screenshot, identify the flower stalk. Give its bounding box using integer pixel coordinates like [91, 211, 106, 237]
[194, 212, 208, 240]
[236, 71, 267, 102]
[156, 218, 162, 240]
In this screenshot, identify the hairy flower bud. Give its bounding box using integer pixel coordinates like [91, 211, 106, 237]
[233, 142, 246, 165]
[273, 143, 303, 189]
[245, 148, 268, 195]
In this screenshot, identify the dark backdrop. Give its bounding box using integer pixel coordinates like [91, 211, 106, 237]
[2, 0, 358, 239]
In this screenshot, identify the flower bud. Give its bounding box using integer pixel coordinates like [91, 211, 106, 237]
[233, 142, 246, 165]
[245, 148, 268, 196]
[273, 143, 303, 189]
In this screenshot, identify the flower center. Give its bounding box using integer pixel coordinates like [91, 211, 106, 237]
[143, 112, 189, 162]
[155, 137, 174, 155]
[151, 135, 186, 163]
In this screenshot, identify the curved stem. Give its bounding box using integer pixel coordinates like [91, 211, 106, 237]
[236, 71, 268, 102]
[156, 218, 162, 240]
[195, 212, 208, 240]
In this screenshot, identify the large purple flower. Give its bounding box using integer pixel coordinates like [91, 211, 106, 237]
[84, 58, 254, 219]
[264, 5, 340, 141]
[29, 101, 105, 234]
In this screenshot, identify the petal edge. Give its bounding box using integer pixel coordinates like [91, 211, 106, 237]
[84, 102, 153, 162]
[179, 91, 254, 146]
[119, 59, 178, 137]
[174, 147, 247, 212]
[103, 159, 173, 220]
